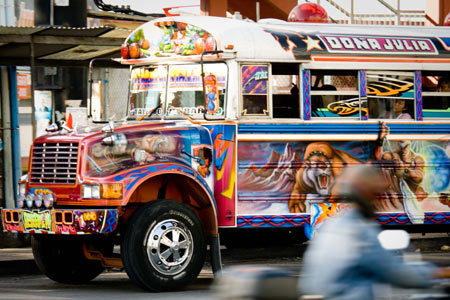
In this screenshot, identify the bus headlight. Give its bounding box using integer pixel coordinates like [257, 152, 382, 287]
[18, 193, 26, 208]
[19, 183, 26, 195]
[17, 181, 26, 208]
[34, 193, 43, 208]
[82, 183, 123, 199]
[100, 183, 123, 199]
[82, 184, 100, 199]
[26, 194, 36, 208]
[43, 194, 54, 208]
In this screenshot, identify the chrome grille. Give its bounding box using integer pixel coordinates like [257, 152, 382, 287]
[30, 142, 78, 184]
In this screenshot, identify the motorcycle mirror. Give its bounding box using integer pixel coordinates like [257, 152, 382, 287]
[377, 230, 410, 250]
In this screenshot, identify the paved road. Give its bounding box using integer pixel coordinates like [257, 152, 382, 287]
[0, 272, 215, 300]
[1, 238, 450, 300]
[0, 246, 304, 300]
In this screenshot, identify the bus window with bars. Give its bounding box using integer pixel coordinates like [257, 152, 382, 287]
[271, 63, 300, 119]
[367, 71, 415, 120]
[310, 70, 359, 119]
[422, 72, 450, 118]
[241, 65, 269, 117]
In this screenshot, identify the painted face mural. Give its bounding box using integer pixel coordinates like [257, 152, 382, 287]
[237, 124, 450, 224]
[192, 146, 213, 178]
[85, 130, 185, 177]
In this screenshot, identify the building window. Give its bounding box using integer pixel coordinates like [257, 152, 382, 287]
[310, 70, 359, 118]
[241, 65, 269, 116]
[422, 71, 450, 118]
[367, 71, 415, 120]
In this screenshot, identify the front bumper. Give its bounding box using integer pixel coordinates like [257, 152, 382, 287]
[2, 208, 118, 234]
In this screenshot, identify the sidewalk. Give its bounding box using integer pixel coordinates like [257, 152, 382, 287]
[0, 248, 40, 277]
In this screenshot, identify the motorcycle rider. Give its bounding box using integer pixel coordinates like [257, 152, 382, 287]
[300, 164, 450, 300]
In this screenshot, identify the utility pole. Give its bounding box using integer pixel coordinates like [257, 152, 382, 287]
[256, 1, 260, 22]
[350, 0, 354, 24]
[49, 0, 54, 25]
[1, 67, 14, 208]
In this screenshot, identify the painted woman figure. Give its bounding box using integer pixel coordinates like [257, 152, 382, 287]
[205, 74, 220, 114]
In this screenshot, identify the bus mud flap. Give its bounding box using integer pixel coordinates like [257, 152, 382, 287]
[209, 234, 223, 275]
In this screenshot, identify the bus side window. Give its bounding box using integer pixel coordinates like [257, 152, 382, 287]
[271, 63, 300, 119]
[422, 72, 450, 118]
[242, 95, 268, 115]
[310, 70, 359, 118]
[241, 65, 269, 116]
[367, 71, 415, 120]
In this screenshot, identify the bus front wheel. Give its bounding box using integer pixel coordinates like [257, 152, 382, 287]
[122, 200, 206, 292]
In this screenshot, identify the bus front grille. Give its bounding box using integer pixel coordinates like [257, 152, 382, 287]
[30, 142, 79, 185]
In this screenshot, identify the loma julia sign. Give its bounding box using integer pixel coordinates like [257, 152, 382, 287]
[318, 35, 438, 55]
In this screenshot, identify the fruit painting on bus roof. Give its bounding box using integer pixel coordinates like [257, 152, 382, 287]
[122, 21, 216, 59]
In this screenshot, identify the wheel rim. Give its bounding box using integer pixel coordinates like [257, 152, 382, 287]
[146, 219, 194, 276]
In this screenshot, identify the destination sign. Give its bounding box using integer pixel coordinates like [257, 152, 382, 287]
[317, 35, 438, 55]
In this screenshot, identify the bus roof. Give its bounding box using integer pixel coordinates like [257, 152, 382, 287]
[121, 16, 450, 65]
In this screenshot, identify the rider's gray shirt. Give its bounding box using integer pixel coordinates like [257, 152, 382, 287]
[299, 208, 435, 300]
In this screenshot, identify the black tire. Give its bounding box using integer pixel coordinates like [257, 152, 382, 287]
[122, 200, 206, 292]
[31, 235, 110, 284]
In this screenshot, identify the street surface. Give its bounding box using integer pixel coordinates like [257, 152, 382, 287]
[0, 272, 214, 300]
[0, 244, 304, 300]
[1, 234, 450, 299]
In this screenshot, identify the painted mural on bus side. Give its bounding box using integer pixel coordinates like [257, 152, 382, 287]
[237, 124, 450, 223]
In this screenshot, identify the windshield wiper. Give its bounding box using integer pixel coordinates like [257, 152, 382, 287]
[174, 108, 200, 124]
[137, 104, 161, 121]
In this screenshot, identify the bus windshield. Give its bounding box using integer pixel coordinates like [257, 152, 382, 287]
[128, 63, 227, 120]
[128, 65, 167, 119]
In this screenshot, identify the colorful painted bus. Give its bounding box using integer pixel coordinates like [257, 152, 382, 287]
[2, 16, 450, 291]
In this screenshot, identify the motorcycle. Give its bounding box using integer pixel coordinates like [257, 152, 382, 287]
[213, 230, 450, 300]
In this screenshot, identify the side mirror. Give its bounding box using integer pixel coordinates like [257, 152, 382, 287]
[45, 123, 59, 133]
[377, 230, 410, 250]
[132, 149, 147, 162]
[102, 122, 114, 135]
[102, 135, 116, 146]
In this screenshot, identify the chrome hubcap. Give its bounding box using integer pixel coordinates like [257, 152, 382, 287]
[146, 219, 193, 275]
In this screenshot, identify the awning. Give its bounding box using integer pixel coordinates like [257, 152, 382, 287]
[0, 25, 133, 66]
